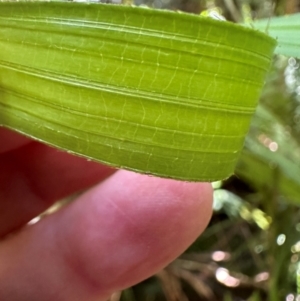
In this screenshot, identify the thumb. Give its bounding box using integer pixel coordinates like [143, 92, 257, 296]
[0, 170, 213, 301]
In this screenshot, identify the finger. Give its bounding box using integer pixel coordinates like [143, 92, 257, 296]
[0, 127, 32, 153]
[0, 142, 115, 237]
[0, 170, 213, 301]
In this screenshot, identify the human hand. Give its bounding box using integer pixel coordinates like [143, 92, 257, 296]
[0, 127, 213, 301]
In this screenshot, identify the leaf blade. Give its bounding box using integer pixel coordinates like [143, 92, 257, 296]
[254, 13, 300, 58]
[0, 2, 276, 181]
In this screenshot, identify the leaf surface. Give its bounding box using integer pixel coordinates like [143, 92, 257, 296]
[0, 2, 276, 181]
[254, 13, 300, 58]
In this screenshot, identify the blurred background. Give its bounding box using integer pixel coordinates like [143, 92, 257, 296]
[102, 0, 300, 300]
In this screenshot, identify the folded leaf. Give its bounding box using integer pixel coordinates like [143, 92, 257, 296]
[0, 2, 276, 181]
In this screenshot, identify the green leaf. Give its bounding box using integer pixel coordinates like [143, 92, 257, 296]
[235, 57, 300, 203]
[0, 2, 276, 181]
[254, 13, 300, 58]
[236, 104, 300, 203]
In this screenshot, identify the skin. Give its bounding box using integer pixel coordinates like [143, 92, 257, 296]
[0, 127, 213, 301]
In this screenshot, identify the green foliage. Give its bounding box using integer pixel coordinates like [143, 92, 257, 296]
[236, 60, 300, 203]
[0, 1, 275, 181]
[118, 1, 300, 301]
[254, 13, 300, 58]
[1, 0, 300, 300]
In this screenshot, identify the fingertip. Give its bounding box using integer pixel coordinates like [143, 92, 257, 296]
[56, 171, 213, 292]
[0, 170, 213, 301]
